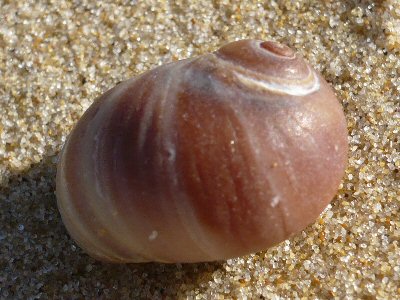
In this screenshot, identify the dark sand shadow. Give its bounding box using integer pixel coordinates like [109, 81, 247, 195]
[0, 155, 223, 299]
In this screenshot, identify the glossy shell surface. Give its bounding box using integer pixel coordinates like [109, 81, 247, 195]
[56, 39, 348, 263]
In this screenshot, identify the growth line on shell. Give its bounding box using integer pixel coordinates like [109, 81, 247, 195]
[171, 60, 224, 261]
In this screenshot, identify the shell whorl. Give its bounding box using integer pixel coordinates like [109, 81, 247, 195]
[56, 39, 348, 263]
[212, 40, 320, 96]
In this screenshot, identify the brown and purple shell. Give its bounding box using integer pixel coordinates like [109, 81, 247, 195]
[56, 39, 348, 263]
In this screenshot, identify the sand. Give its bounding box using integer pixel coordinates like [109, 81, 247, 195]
[1, 0, 399, 298]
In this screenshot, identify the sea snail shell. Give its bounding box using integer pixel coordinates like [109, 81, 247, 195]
[56, 39, 348, 263]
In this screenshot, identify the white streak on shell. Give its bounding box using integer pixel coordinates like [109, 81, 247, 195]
[213, 45, 320, 96]
[271, 195, 281, 208]
[233, 68, 320, 96]
[148, 230, 158, 241]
